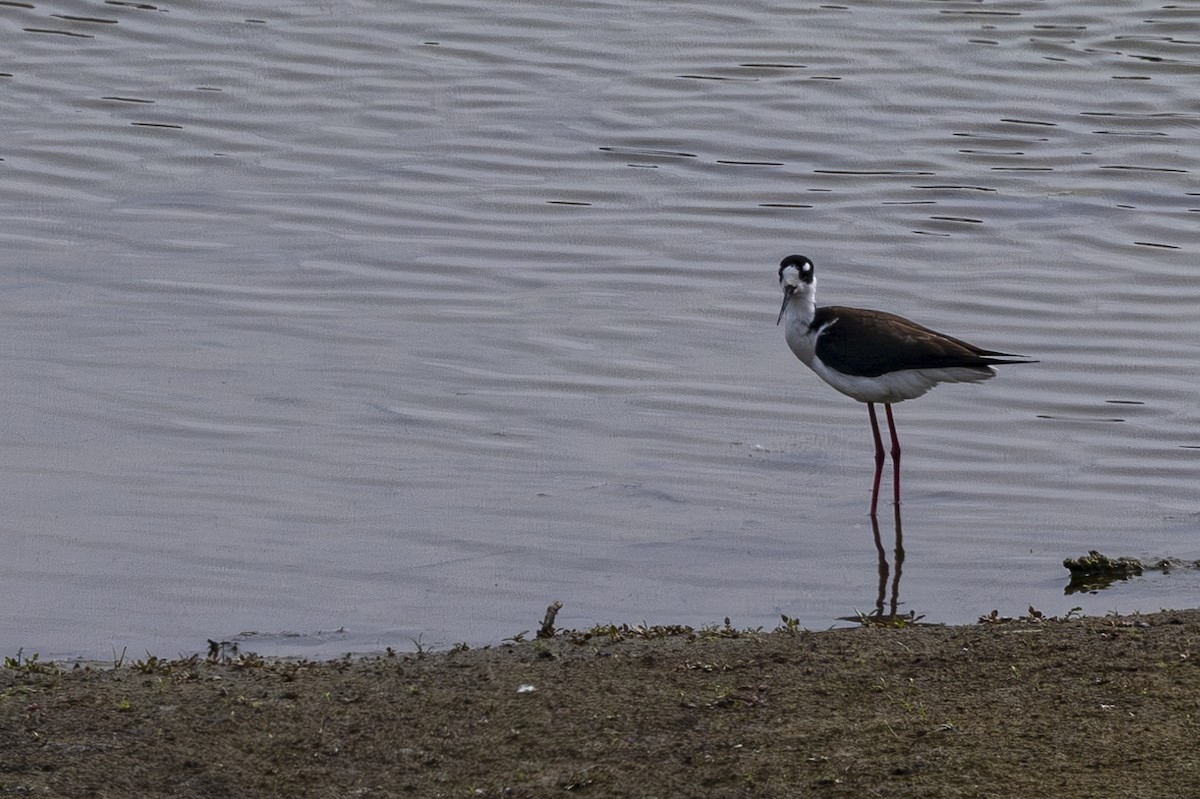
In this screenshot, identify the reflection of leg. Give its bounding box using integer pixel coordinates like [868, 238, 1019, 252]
[868, 403, 885, 517]
[884, 403, 901, 507]
[871, 512, 888, 619]
[890, 502, 905, 617]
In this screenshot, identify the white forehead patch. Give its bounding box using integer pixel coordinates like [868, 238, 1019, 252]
[781, 264, 802, 287]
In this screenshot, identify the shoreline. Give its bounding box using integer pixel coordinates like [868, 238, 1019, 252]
[3, 608, 1199, 797]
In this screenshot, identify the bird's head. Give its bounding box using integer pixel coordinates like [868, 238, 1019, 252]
[777, 254, 815, 325]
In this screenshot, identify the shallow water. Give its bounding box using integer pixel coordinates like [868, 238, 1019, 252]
[1, 0, 1198, 659]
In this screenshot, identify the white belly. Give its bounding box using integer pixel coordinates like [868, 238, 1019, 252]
[809, 358, 996, 404]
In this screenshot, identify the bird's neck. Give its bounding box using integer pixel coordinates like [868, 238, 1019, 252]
[784, 286, 816, 330]
[781, 286, 818, 365]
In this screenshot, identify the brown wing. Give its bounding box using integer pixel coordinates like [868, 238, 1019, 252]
[812, 306, 1022, 378]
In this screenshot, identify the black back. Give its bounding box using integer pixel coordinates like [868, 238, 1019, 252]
[812, 306, 1031, 378]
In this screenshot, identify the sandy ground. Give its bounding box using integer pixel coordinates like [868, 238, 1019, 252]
[2, 609, 1199, 798]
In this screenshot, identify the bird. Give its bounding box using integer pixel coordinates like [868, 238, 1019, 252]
[775, 254, 1035, 516]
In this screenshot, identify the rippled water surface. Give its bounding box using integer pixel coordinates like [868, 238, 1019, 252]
[2, 0, 1199, 658]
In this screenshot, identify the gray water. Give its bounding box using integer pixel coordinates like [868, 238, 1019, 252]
[2, 0, 1198, 660]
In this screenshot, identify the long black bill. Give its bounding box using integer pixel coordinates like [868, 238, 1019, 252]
[776, 291, 790, 325]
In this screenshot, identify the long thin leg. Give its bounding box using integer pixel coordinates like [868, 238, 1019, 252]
[884, 403, 901, 507]
[867, 402, 885, 517]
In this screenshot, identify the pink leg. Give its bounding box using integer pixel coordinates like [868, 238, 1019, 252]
[884, 403, 901, 507]
[867, 402, 885, 517]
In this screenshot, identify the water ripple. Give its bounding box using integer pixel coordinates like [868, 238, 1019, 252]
[1, 0, 1198, 659]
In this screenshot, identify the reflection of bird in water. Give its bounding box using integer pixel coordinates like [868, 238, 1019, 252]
[835, 503, 910, 626]
[869, 505, 905, 624]
[776, 254, 1036, 516]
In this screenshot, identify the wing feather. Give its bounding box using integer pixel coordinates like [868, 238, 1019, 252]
[812, 306, 1029, 378]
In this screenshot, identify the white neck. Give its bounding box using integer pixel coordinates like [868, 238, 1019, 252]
[785, 278, 816, 325]
[781, 279, 818, 366]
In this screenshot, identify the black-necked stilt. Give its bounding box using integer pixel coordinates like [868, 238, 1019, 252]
[776, 254, 1035, 516]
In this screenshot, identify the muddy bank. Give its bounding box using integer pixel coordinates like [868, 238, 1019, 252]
[2, 609, 1199, 798]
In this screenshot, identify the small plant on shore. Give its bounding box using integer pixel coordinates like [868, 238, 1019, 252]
[778, 615, 802, 635]
[203, 640, 264, 668]
[207, 639, 238, 663]
[228, 650, 265, 670]
[4, 650, 58, 676]
[904, 680, 929, 720]
[697, 618, 760, 640]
